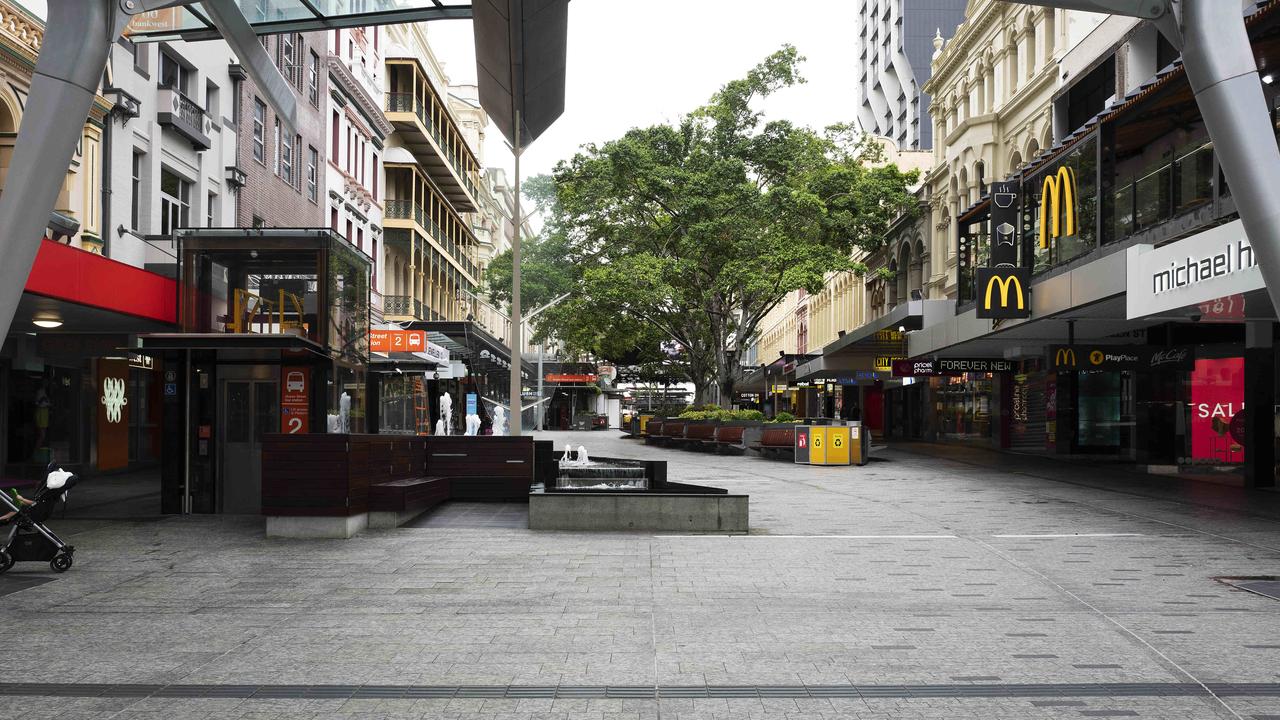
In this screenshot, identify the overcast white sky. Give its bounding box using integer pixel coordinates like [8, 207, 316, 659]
[428, 0, 859, 183]
[19, 0, 859, 200]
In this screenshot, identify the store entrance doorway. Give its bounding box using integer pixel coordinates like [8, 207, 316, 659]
[218, 374, 278, 514]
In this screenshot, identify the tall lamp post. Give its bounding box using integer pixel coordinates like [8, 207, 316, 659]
[523, 293, 572, 430]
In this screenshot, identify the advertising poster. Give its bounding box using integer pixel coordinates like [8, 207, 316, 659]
[281, 367, 311, 434]
[1189, 357, 1244, 462]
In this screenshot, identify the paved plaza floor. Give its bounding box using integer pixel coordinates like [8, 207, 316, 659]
[1, 431, 1279, 718]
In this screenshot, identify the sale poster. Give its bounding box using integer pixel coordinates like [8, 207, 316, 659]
[1189, 357, 1244, 462]
[281, 367, 310, 434]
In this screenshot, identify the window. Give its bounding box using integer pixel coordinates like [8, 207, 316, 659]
[280, 126, 294, 185]
[205, 80, 219, 117]
[159, 168, 190, 235]
[346, 219, 353, 243]
[131, 40, 149, 77]
[252, 99, 266, 163]
[371, 152, 378, 200]
[252, 214, 265, 229]
[332, 110, 341, 157]
[308, 51, 320, 106]
[159, 50, 192, 95]
[273, 118, 281, 175]
[334, 29, 341, 55]
[207, 192, 217, 227]
[281, 33, 297, 86]
[307, 146, 319, 203]
[372, 238, 377, 286]
[131, 151, 144, 230]
[331, 207, 339, 231]
[357, 227, 363, 253]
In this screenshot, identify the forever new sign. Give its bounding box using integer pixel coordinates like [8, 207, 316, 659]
[1126, 219, 1261, 319]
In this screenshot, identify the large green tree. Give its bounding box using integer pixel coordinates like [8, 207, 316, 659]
[491, 46, 918, 403]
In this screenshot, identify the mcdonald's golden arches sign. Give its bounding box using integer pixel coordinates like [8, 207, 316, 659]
[1039, 166, 1077, 249]
[975, 267, 1031, 319]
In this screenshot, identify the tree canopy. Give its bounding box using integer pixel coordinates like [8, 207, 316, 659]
[486, 46, 919, 403]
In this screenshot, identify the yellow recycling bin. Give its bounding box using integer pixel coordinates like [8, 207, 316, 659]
[824, 426, 852, 465]
[810, 427, 827, 465]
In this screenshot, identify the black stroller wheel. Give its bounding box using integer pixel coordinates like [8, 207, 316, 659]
[0, 551, 11, 574]
[50, 553, 72, 573]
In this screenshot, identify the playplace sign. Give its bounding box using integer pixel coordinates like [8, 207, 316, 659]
[1126, 219, 1262, 319]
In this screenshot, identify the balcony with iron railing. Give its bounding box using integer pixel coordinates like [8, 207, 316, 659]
[382, 197, 480, 281]
[157, 86, 211, 150]
[383, 61, 481, 214]
[383, 294, 422, 320]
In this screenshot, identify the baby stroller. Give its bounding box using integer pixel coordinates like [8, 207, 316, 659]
[0, 461, 78, 573]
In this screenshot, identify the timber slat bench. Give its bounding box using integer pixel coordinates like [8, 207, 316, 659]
[643, 420, 665, 444]
[426, 436, 535, 501]
[368, 476, 449, 529]
[662, 420, 688, 446]
[713, 425, 748, 454]
[683, 423, 717, 449]
[748, 427, 795, 459]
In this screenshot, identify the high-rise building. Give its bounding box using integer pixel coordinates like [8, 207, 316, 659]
[854, 0, 967, 150]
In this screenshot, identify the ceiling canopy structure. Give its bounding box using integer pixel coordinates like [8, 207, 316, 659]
[126, 1, 474, 42]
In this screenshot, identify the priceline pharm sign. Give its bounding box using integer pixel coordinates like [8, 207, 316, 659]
[1126, 219, 1262, 318]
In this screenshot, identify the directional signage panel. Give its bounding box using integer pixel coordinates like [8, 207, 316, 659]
[990, 181, 1020, 268]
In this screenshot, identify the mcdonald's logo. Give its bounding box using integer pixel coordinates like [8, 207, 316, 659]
[984, 274, 1024, 311]
[1054, 348, 1077, 368]
[975, 267, 1031, 319]
[1039, 166, 1077, 249]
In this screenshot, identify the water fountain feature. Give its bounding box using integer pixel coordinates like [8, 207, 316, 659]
[553, 445, 647, 490]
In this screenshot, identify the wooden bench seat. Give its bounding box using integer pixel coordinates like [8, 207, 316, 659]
[713, 425, 747, 453]
[748, 427, 795, 458]
[369, 476, 449, 513]
[367, 476, 449, 529]
[684, 423, 717, 447]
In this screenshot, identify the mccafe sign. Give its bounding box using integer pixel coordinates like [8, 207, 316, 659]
[892, 358, 1016, 377]
[1049, 345, 1193, 371]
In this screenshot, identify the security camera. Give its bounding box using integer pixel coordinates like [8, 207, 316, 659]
[1189, 313, 1202, 323]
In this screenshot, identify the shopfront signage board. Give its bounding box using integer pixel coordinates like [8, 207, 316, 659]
[1126, 219, 1262, 319]
[545, 374, 598, 383]
[990, 181, 1020, 267]
[892, 358, 1016, 376]
[1049, 345, 1194, 371]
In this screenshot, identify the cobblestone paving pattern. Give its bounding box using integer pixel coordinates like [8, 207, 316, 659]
[0, 431, 1277, 719]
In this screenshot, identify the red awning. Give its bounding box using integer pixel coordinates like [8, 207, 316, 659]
[23, 239, 176, 325]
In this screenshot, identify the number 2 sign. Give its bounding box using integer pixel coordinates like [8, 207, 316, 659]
[280, 367, 310, 434]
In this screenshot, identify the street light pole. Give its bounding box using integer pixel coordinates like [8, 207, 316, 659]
[510, 110, 523, 436]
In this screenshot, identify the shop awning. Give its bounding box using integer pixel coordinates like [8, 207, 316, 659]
[369, 351, 446, 373]
[136, 332, 329, 356]
[409, 321, 534, 380]
[821, 299, 954, 359]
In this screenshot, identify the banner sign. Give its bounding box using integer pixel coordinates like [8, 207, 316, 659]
[975, 267, 1031, 319]
[892, 358, 1016, 376]
[1049, 345, 1194, 371]
[370, 329, 426, 353]
[990, 180, 1020, 268]
[466, 393, 478, 416]
[545, 373, 597, 383]
[281, 366, 310, 434]
[1125, 219, 1262, 319]
[1190, 357, 1244, 461]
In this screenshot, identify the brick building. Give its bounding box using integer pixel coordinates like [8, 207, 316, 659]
[235, 31, 329, 228]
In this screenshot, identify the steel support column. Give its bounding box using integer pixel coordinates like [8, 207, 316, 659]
[0, 0, 117, 344]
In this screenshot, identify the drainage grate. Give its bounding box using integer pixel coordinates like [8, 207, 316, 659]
[1, 683, 1279, 700]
